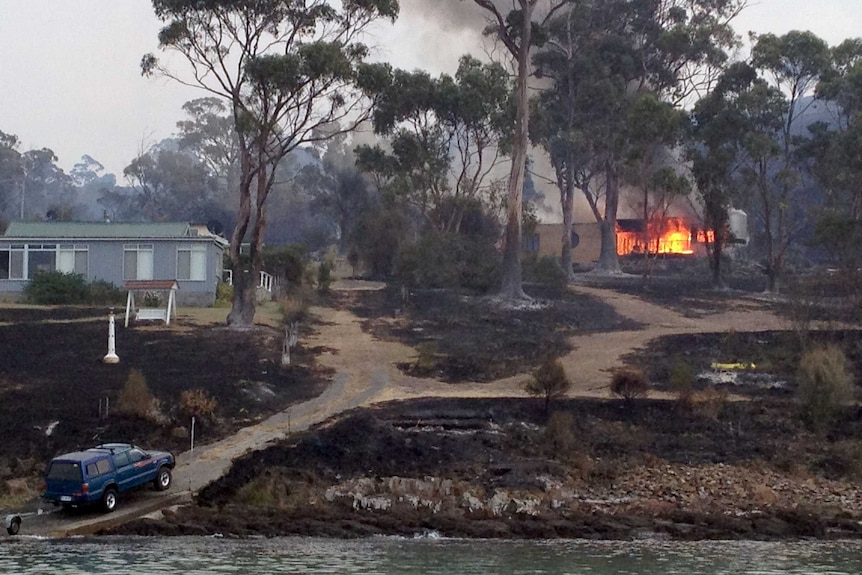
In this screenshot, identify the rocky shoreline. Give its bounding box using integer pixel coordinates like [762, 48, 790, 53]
[105, 397, 862, 540]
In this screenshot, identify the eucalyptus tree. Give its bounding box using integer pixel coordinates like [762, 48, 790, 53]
[532, 0, 745, 274]
[144, 0, 399, 326]
[175, 97, 241, 212]
[744, 31, 831, 292]
[687, 62, 758, 287]
[622, 93, 690, 268]
[357, 56, 510, 233]
[804, 39, 862, 272]
[19, 148, 77, 222]
[463, 0, 568, 299]
[123, 145, 215, 222]
[0, 131, 24, 221]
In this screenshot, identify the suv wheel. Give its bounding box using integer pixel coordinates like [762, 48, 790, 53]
[102, 488, 118, 513]
[154, 466, 172, 491]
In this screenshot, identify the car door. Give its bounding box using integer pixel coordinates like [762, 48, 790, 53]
[127, 447, 156, 486]
[112, 450, 136, 491]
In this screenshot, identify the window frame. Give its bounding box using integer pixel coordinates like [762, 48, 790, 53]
[0, 244, 25, 280]
[57, 244, 89, 276]
[176, 244, 208, 282]
[123, 244, 154, 281]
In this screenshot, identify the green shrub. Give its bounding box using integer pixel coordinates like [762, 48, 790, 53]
[525, 355, 571, 413]
[317, 259, 332, 294]
[24, 271, 88, 304]
[668, 356, 696, 395]
[214, 281, 233, 307]
[796, 344, 855, 432]
[394, 230, 500, 292]
[610, 367, 649, 403]
[263, 244, 308, 288]
[523, 255, 568, 295]
[88, 280, 126, 306]
[237, 476, 278, 507]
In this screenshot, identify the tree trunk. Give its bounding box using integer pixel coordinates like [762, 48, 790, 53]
[596, 165, 621, 272]
[227, 146, 268, 327]
[497, 0, 532, 301]
[560, 165, 574, 281]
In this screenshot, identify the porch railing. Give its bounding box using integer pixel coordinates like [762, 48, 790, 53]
[222, 270, 276, 292]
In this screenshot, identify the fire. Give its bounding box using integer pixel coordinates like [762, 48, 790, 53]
[616, 217, 714, 256]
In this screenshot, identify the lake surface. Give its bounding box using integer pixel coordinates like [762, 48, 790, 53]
[1, 536, 861, 574]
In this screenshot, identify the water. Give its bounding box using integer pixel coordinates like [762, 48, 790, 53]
[1, 536, 861, 574]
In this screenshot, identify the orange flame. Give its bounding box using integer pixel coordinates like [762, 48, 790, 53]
[616, 217, 713, 256]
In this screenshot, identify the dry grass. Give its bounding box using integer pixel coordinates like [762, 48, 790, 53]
[175, 301, 284, 328]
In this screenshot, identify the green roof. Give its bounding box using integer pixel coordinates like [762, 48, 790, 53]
[3, 222, 193, 239]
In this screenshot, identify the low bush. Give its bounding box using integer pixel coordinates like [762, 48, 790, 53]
[669, 356, 696, 395]
[796, 344, 854, 432]
[317, 259, 332, 294]
[411, 342, 439, 376]
[214, 281, 233, 307]
[117, 369, 161, 422]
[394, 230, 500, 292]
[523, 255, 568, 295]
[237, 476, 278, 507]
[178, 388, 218, 423]
[87, 280, 126, 306]
[263, 244, 308, 289]
[24, 271, 88, 305]
[525, 355, 571, 413]
[610, 367, 649, 402]
[279, 293, 310, 324]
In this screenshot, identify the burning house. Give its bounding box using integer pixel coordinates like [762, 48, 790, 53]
[529, 211, 747, 267]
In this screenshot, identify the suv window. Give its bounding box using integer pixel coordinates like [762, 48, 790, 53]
[113, 451, 130, 468]
[86, 459, 112, 477]
[47, 462, 82, 481]
[129, 448, 147, 463]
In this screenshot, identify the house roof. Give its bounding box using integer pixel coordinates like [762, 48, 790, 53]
[4, 221, 194, 239]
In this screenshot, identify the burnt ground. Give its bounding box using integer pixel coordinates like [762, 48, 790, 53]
[626, 329, 862, 397]
[347, 285, 640, 382]
[0, 307, 328, 484]
[109, 275, 862, 541]
[109, 397, 862, 540]
[6, 271, 862, 540]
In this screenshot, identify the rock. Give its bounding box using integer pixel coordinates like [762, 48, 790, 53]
[752, 484, 779, 506]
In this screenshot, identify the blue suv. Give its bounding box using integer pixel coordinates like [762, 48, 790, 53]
[43, 443, 175, 512]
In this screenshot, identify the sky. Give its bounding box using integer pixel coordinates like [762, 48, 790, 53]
[1, 0, 861, 180]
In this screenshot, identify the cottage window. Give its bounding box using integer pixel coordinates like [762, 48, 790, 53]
[26, 244, 57, 279]
[57, 245, 88, 276]
[124, 244, 153, 281]
[0, 245, 25, 280]
[177, 245, 207, 281]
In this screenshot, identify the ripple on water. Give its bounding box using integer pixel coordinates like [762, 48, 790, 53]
[0, 537, 860, 575]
